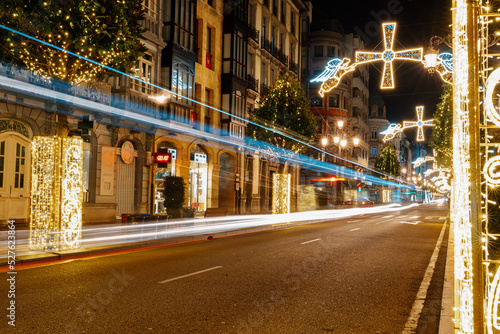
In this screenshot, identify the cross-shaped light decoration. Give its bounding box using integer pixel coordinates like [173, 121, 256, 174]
[355, 23, 423, 89]
[402, 106, 434, 141]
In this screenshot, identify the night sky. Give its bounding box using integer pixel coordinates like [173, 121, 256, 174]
[309, 0, 452, 123]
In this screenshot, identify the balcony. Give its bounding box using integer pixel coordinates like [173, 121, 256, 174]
[290, 61, 299, 75]
[247, 74, 259, 92]
[262, 36, 272, 53]
[248, 25, 260, 44]
[261, 38, 288, 66]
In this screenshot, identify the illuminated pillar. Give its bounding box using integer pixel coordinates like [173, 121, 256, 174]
[30, 136, 83, 251]
[452, 0, 483, 331]
[272, 173, 291, 214]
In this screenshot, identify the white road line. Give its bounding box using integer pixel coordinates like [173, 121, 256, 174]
[301, 238, 321, 245]
[410, 216, 420, 219]
[402, 220, 447, 334]
[382, 215, 394, 218]
[439, 217, 446, 221]
[350, 228, 360, 231]
[400, 221, 420, 225]
[159, 266, 222, 284]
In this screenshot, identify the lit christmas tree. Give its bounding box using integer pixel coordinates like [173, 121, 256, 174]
[248, 70, 317, 154]
[430, 84, 453, 169]
[0, 0, 146, 84]
[375, 144, 400, 177]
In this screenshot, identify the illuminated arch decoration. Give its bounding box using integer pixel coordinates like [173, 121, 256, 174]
[487, 265, 500, 334]
[355, 23, 422, 89]
[30, 136, 83, 251]
[311, 22, 424, 96]
[483, 155, 500, 187]
[382, 106, 433, 142]
[485, 67, 500, 127]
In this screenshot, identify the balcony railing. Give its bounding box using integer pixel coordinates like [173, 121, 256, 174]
[247, 74, 259, 92]
[290, 61, 299, 75]
[261, 38, 288, 65]
[278, 49, 288, 66]
[262, 36, 272, 53]
[248, 25, 260, 44]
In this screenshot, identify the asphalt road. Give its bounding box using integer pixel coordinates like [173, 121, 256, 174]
[2, 202, 449, 334]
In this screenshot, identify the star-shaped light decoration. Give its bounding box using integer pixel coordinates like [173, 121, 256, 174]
[355, 23, 423, 89]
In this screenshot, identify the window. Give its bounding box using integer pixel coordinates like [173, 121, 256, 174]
[316, 120, 323, 132]
[143, 0, 157, 18]
[14, 143, 25, 189]
[169, 0, 196, 51]
[371, 128, 378, 139]
[281, 0, 286, 23]
[206, 26, 213, 69]
[371, 146, 378, 156]
[329, 94, 339, 108]
[290, 12, 296, 36]
[130, 53, 154, 95]
[170, 63, 194, 124]
[83, 144, 91, 203]
[327, 46, 335, 57]
[314, 45, 323, 57]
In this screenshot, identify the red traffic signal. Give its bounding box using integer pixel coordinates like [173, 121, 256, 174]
[154, 153, 172, 166]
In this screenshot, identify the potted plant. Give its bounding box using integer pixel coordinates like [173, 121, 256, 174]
[163, 176, 186, 218]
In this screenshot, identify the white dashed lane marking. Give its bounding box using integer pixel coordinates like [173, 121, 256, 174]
[159, 266, 222, 283]
[301, 238, 321, 245]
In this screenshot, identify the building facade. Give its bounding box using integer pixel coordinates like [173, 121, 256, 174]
[0, 0, 315, 225]
[309, 20, 370, 167]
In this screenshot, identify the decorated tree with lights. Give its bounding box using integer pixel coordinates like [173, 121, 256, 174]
[0, 0, 146, 84]
[248, 70, 317, 155]
[375, 144, 400, 177]
[429, 84, 453, 169]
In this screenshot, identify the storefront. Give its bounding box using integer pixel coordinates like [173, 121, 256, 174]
[189, 145, 208, 211]
[154, 141, 177, 214]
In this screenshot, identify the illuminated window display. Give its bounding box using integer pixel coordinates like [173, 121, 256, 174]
[189, 145, 208, 211]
